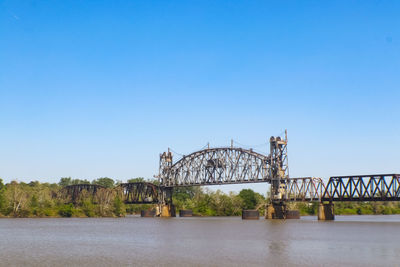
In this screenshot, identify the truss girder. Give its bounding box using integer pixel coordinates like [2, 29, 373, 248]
[285, 177, 326, 202]
[322, 174, 400, 202]
[62, 184, 105, 204]
[161, 147, 271, 187]
[119, 182, 159, 204]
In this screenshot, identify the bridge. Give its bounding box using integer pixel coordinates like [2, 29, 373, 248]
[62, 184, 105, 204]
[322, 174, 400, 202]
[119, 182, 159, 204]
[61, 182, 161, 205]
[61, 132, 400, 220]
[158, 136, 288, 188]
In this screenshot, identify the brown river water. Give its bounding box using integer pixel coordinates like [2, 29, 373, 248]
[0, 215, 399, 267]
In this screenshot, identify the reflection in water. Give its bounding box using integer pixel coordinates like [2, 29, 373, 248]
[0, 215, 399, 266]
[268, 241, 287, 253]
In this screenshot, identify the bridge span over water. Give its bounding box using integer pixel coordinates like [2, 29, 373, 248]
[62, 132, 400, 220]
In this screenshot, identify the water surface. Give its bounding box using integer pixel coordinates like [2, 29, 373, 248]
[0, 215, 399, 266]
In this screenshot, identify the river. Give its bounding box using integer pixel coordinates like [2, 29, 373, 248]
[0, 215, 399, 266]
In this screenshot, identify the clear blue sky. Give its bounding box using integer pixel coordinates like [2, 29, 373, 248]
[1, 1, 399, 194]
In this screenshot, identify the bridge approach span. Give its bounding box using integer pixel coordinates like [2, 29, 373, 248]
[61, 183, 161, 205]
[62, 184, 105, 204]
[321, 174, 400, 202]
[279, 174, 400, 203]
[119, 182, 159, 204]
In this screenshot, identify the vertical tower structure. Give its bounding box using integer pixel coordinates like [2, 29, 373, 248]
[269, 130, 289, 203]
[159, 149, 173, 187]
[266, 130, 291, 219]
[157, 149, 175, 216]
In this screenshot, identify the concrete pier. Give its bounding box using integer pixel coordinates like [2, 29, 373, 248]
[265, 204, 300, 219]
[141, 210, 156, 217]
[242, 210, 259, 220]
[179, 210, 193, 217]
[286, 210, 300, 219]
[265, 203, 286, 219]
[160, 204, 176, 217]
[318, 203, 335, 221]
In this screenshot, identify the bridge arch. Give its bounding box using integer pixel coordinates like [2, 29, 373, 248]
[160, 147, 271, 187]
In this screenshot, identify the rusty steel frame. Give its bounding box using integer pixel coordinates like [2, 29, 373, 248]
[62, 184, 105, 204]
[62, 175, 400, 206]
[285, 177, 326, 202]
[321, 174, 400, 202]
[119, 182, 159, 204]
[158, 147, 272, 187]
[158, 134, 289, 205]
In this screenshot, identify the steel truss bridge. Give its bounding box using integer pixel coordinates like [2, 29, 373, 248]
[119, 182, 159, 204]
[158, 136, 288, 188]
[321, 174, 400, 202]
[62, 174, 400, 205]
[61, 182, 160, 205]
[158, 147, 272, 187]
[62, 184, 105, 204]
[61, 133, 400, 205]
[281, 174, 400, 202]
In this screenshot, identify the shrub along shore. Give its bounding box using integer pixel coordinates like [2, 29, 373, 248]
[0, 177, 399, 218]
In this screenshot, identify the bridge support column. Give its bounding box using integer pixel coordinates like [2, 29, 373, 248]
[318, 203, 335, 221]
[159, 187, 176, 217]
[265, 203, 286, 219]
[179, 210, 193, 217]
[160, 204, 176, 217]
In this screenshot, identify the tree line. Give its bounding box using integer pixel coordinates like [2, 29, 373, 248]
[0, 177, 399, 217]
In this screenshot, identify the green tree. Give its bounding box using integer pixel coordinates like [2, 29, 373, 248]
[127, 177, 145, 183]
[238, 189, 257, 210]
[174, 187, 196, 202]
[212, 190, 235, 216]
[82, 200, 96, 217]
[58, 204, 74, 217]
[5, 181, 29, 217]
[28, 181, 40, 187]
[113, 196, 126, 217]
[72, 179, 90, 185]
[92, 177, 115, 188]
[59, 177, 72, 187]
[0, 179, 5, 214]
[173, 187, 197, 210]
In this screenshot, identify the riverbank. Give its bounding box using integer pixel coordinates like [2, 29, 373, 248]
[1, 178, 400, 218]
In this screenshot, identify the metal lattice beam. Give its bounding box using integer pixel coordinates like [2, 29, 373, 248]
[159, 147, 272, 187]
[285, 177, 326, 202]
[119, 182, 159, 204]
[321, 174, 400, 202]
[61, 184, 105, 204]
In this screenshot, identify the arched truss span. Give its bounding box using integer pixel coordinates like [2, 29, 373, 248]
[160, 147, 271, 187]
